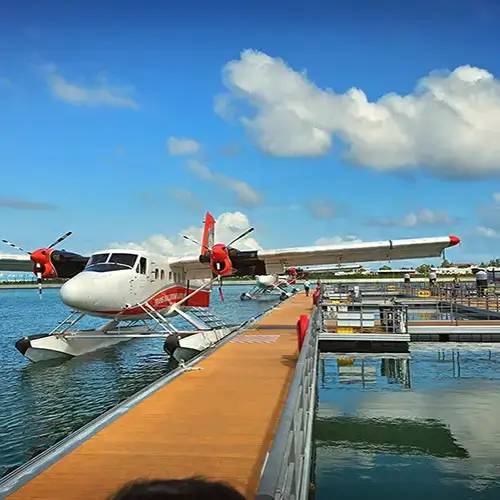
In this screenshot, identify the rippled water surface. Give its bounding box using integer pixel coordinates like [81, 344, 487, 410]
[315, 346, 500, 499]
[0, 285, 271, 477]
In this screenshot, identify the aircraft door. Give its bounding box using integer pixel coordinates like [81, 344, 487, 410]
[130, 256, 148, 301]
[149, 260, 159, 283]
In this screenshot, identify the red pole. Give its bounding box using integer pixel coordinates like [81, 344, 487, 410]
[296, 314, 309, 351]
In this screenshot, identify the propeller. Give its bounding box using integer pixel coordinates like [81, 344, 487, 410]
[2, 231, 73, 299]
[182, 227, 255, 301]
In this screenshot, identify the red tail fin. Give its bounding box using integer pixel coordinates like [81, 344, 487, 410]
[200, 212, 216, 302]
[201, 212, 215, 253]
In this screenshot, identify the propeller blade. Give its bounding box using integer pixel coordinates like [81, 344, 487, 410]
[182, 234, 211, 253]
[35, 263, 43, 299]
[227, 227, 254, 247]
[47, 231, 72, 250]
[218, 276, 224, 302]
[1, 239, 30, 254]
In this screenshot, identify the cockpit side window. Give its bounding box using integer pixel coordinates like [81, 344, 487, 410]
[139, 257, 147, 274]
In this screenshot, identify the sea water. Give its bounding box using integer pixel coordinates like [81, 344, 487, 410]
[0, 285, 270, 477]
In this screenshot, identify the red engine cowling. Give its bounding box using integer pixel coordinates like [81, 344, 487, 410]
[30, 248, 57, 279]
[210, 243, 234, 277]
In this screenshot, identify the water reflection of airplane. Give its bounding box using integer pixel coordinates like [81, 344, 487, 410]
[317, 351, 500, 488]
[320, 354, 411, 389]
[314, 411, 469, 459]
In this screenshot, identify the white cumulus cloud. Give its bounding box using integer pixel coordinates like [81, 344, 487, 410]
[475, 226, 500, 238]
[166, 137, 201, 156]
[168, 188, 200, 212]
[186, 160, 263, 207]
[109, 211, 262, 257]
[217, 50, 500, 178]
[41, 64, 139, 109]
[369, 209, 454, 227]
[315, 235, 362, 245]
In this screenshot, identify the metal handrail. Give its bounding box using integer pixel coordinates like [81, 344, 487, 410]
[255, 304, 321, 500]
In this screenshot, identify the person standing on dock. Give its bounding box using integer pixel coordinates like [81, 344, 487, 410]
[474, 268, 488, 297]
[429, 268, 437, 293]
[452, 276, 461, 298]
[304, 279, 310, 296]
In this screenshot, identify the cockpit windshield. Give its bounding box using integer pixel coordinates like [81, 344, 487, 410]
[84, 253, 138, 272]
[108, 253, 138, 268]
[86, 253, 109, 267]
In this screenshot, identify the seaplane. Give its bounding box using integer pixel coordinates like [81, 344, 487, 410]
[240, 264, 365, 301]
[0, 212, 461, 363]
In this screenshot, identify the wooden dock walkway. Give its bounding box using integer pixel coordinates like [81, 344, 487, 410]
[7, 293, 312, 500]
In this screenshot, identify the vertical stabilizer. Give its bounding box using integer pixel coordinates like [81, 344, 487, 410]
[201, 212, 215, 253]
[200, 212, 216, 300]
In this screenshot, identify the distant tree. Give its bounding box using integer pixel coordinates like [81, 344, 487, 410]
[379, 265, 392, 270]
[417, 263, 431, 274]
[441, 259, 451, 268]
[478, 259, 500, 268]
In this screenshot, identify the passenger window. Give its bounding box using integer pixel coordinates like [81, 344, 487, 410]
[169, 271, 172, 281]
[160, 270, 165, 280]
[154, 268, 159, 280]
[139, 257, 147, 274]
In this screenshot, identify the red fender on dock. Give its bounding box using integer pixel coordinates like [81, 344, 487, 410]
[296, 314, 309, 351]
[312, 289, 319, 306]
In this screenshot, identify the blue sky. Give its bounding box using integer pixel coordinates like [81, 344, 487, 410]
[1, 0, 500, 264]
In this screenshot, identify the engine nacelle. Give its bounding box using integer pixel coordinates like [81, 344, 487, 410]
[30, 249, 89, 279]
[210, 244, 233, 277]
[198, 248, 267, 277]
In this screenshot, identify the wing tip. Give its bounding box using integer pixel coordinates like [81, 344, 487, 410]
[449, 235, 461, 246]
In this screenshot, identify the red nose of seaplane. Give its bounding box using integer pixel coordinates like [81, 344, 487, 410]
[1, 231, 73, 298]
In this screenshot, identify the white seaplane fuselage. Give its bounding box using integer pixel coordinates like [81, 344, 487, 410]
[255, 275, 278, 288]
[59, 249, 210, 319]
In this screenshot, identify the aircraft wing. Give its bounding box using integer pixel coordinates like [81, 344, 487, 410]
[170, 235, 460, 280]
[292, 264, 364, 273]
[0, 254, 33, 272]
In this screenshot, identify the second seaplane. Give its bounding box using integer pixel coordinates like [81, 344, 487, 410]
[240, 264, 365, 301]
[0, 212, 460, 363]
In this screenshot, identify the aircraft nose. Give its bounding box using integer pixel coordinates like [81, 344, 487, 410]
[60, 272, 133, 313]
[60, 276, 90, 310]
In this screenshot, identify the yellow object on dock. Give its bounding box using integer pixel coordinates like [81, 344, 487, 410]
[336, 326, 354, 333]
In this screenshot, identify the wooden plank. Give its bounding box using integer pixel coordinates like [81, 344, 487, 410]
[7, 293, 312, 500]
